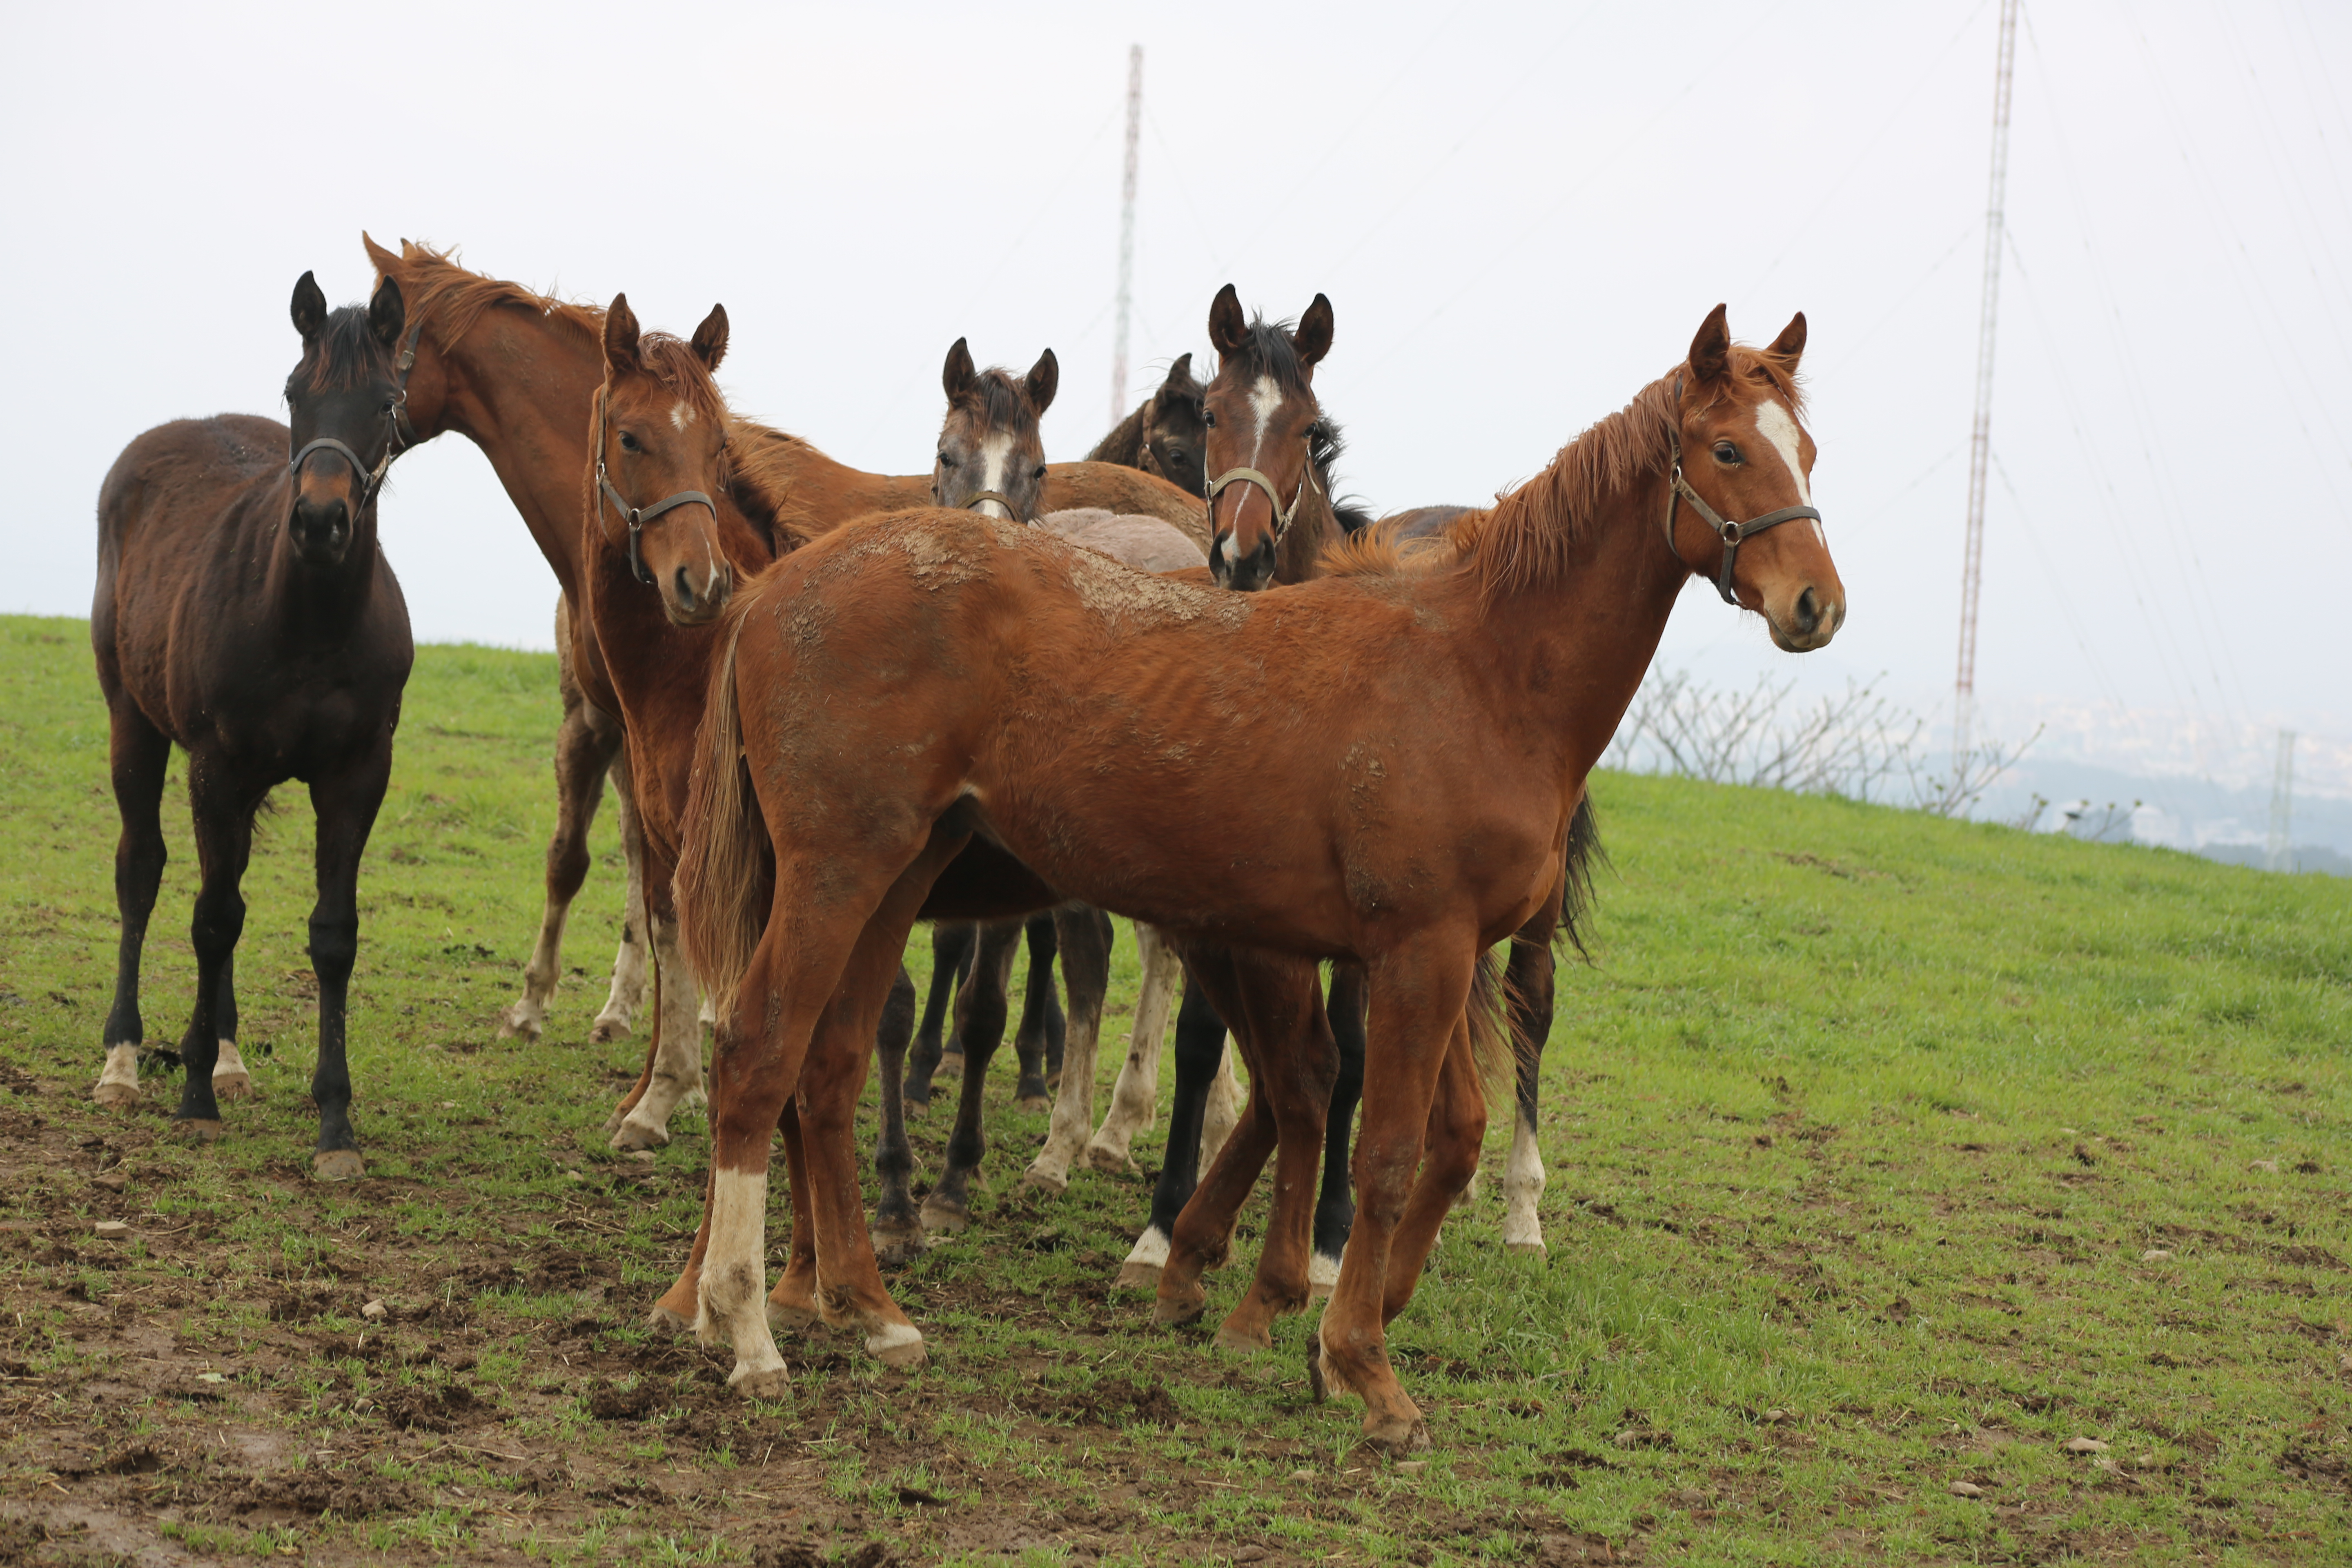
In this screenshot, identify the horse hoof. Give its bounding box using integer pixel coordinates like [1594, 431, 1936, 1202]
[729, 1364, 793, 1402]
[1152, 1291, 1206, 1329]
[312, 1149, 364, 1180]
[92, 1082, 140, 1109]
[867, 1325, 927, 1370]
[212, 1072, 252, 1100]
[1020, 1161, 1068, 1195]
[1214, 1319, 1272, 1355]
[174, 1118, 224, 1145]
[918, 1196, 970, 1234]
[873, 1229, 926, 1270]
[766, 1300, 820, 1333]
[588, 1018, 630, 1045]
[1079, 1143, 1133, 1174]
[647, 1302, 694, 1334]
[933, 1052, 964, 1080]
[1361, 1417, 1433, 1456]
[1113, 1260, 1162, 1292]
[495, 1011, 541, 1042]
[1306, 1340, 1329, 1404]
[1015, 1093, 1052, 1114]
[1505, 1240, 1548, 1258]
[608, 1118, 669, 1153]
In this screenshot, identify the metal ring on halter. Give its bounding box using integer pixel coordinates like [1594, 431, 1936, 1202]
[592, 387, 717, 586]
[1205, 460, 1316, 551]
[1659, 374, 1824, 606]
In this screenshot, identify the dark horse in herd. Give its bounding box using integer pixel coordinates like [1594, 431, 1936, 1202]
[89, 232, 1842, 1454]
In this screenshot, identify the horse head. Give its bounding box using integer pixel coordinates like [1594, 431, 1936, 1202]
[932, 339, 1057, 522]
[1666, 305, 1845, 651]
[1201, 284, 1333, 591]
[285, 270, 412, 568]
[593, 294, 734, 626]
[1139, 352, 1206, 500]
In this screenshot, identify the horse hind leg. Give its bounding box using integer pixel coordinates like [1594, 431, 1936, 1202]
[610, 906, 706, 1151]
[1010, 910, 1064, 1106]
[1500, 929, 1556, 1256]
[1023, 903, 1112, 1193]
[96, 699, 171, 1109]
[903, 921, 976, 1108]
[1309, 963, 1369, 1298]
[1084, 920, 1181, 1173]
[590, 736, 651, 1043]
[211, 947, 250, 1099]
[1116, 971, 1226, 1292]
[1210, 958, 1338, 1354]
[869, 964, 923, 1265]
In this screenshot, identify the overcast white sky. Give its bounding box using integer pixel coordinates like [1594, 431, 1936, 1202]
[11, 0, 2348, 796]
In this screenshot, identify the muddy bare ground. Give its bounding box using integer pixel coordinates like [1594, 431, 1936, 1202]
[0, 1064, 1566, 1568]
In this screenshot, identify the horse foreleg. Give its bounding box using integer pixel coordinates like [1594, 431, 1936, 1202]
[590, 737, 651, 1044]
[1084, 920, 1181, 1172]
[903, 921, 976, 1108]
[1024, 904, 1112, 1192]
[1311, 942, 1473, 1456]
[304, 747, 394, 1180]
[1011, 910, 1064, 1104]
[168, 753, 256, 1146]
[610, 902, 706, 1150]
[1116, 971, 1227, 1290]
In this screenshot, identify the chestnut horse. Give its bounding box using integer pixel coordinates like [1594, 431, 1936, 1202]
[92, 273, 417, 1178]
[358, 237, 1206, 1149]
[676, 306, 1843, 1451]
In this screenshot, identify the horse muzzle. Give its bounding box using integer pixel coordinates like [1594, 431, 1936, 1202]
[289, 497, 352, 566]
[1766, 581, 1845, 652]
[1211, 530, 1276, 592]
[663, 561, 733, 626]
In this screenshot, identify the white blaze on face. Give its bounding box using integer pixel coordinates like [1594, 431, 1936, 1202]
[670, 400, 697, 432]
[1218, 374, 1288, 566]
[1751, 398, 1824, 546]
[974, 432, 1014, 519]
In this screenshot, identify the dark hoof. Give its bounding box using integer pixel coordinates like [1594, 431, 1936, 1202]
[873, 1225, 926, 1269]
[1015, 1091, 1052, 1114]
[918, 1194, 971, 1234]
[1306, 1339, 1329, 1403]
[902, 1084, 931, 1112]
[174, 1118, 224, 1145]
[312, 1148, 365, 1181]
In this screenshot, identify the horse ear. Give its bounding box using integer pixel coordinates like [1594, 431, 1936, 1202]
[1025, 348, 1059, 416]
[1767, 311, 1806, 369]
[291, 271, 328, 341]
[1164, 351, 1193, 390]
[367, 276, 406, 350]
[1208, 284, 1247, 356]
[691, 303, 729, 371]
[1294, 293, 1334, 370]
[942, 337, 976, 401]
[604, 293, 641, 374]
[361, 231, 401, 280]
[1688, 303, 1731, 383]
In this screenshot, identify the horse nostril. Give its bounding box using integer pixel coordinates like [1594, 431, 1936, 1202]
[673, 567, 696, 607]
[1794, 586, 1820, 633]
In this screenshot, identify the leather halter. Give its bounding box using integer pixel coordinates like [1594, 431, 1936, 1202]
[963, 490, 1025, 521]
[287, 320, 424, 511]
[1662, 375, 1824, 605]
[1205, 458, 1316, 552]
[594, 386, 718, 586]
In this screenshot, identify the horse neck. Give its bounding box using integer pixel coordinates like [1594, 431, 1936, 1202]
[420, 309, 604, 600]
[1274, 484, 1343, 586]
[1435, 464, 1689, 780]
[1085, 399, 1150, 467]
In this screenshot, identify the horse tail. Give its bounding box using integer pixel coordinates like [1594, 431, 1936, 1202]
[1467, 941, 1514, 1116]
[676, 611, 767, 1028]
[1555, 794, 1607, 962]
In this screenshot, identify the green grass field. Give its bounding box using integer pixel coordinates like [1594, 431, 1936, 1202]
[2, 611, 2348, 1566]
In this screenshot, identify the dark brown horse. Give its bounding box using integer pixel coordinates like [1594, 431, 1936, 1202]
[675, 305, 1844, 1451]
[1088, 353, 1208, 501]
[91, 272, 417, 1179]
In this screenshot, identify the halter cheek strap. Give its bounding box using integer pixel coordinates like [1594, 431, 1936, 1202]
[287, 321, 427, 511]
[1205, 459, 1316, 551]
[594, 387, 717, 586]
[1661, 373, 1825, 606]
[963, 491, 1025, 521]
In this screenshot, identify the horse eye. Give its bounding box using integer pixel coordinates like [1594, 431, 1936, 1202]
[619, 432, 641, 453]
[1713, 441, 1740, 464]
[1202, 410, 1216, 428]
[1031, 464, 1047, 481]
[938, 451, 955, 468]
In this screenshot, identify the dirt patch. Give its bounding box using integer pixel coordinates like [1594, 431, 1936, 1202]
[1024, 1376, 1181, 1427]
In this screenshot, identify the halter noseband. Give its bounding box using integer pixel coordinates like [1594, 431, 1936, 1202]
[595, 386, 718, 586]
[1662, 373, 1824, 606]
[287, 321, 425, 512]
[1205, 459, 1317, 553]
[962, 490, 1025, 521]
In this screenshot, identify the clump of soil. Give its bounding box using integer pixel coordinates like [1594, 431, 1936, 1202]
[587, 1379, 659, 1421]
[218, 1464, 423, 1520]
[1026, 1376, 1180, 1427]
[376, 1380, 482, 1432]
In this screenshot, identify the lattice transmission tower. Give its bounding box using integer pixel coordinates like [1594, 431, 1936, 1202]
[1953, 0, 2020, 771]
[1109, 45, 1143, 429]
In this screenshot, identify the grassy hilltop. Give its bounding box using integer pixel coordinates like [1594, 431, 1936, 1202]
[0, 612, 2348, 1566]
